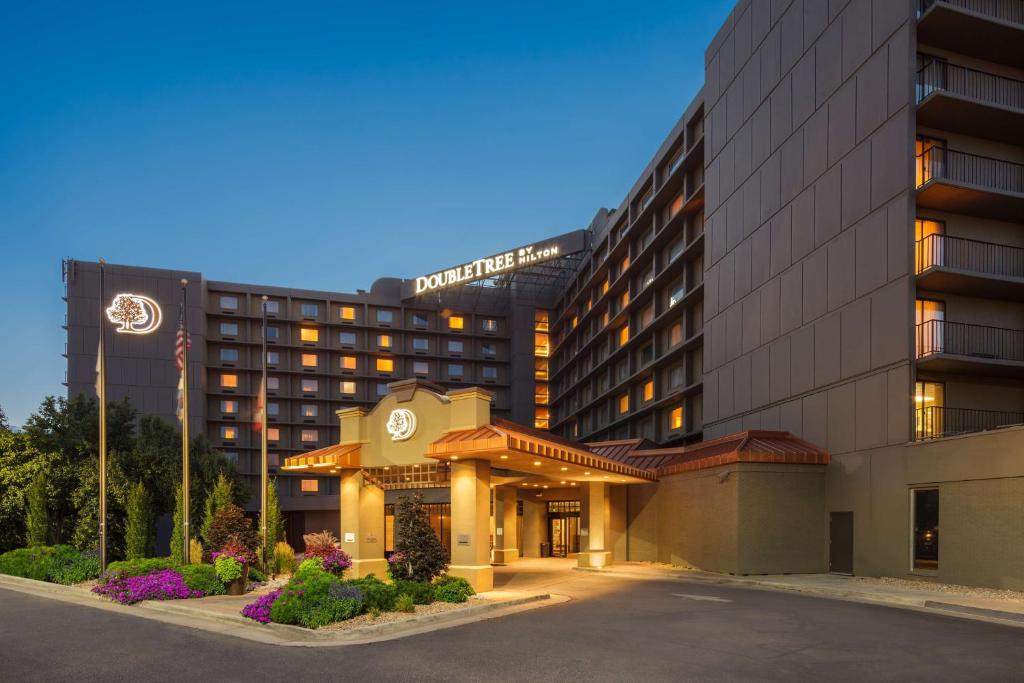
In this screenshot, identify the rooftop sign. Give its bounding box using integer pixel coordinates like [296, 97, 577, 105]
[407, 230, 587, 297]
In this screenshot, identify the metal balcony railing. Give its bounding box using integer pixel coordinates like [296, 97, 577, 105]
[916, 319, 1024, 361]
[916, 147, 1024, 194]
[919, 0, 1024, 25]
[917, 61, 1024, 110]
[915, 406, 1024, 440]
[916, 233, 1024, 278]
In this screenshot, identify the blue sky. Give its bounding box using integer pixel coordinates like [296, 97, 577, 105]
[0, 0, 731, 427]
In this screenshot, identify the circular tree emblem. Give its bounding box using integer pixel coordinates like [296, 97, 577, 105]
[386, 408, 417, 441]
[106, 293, 162, 334]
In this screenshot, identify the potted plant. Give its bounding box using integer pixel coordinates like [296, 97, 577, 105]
[213, 538, 256, 596]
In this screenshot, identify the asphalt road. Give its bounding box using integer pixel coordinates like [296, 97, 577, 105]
[2, 573, 1023, 682]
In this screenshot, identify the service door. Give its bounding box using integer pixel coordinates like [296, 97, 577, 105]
[829, 512, 854, 575]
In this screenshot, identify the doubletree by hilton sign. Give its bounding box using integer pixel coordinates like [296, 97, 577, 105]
[407, 229, 587, 297]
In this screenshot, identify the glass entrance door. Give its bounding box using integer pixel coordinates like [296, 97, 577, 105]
[547, 500, 581, 557]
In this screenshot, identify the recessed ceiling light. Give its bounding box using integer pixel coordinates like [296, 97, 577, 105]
[543, 485, 549, 489]
[584, 471, 591, 476]
[560, 481, 566, 484]
[450, 456, 459, 460]
[533, 461, 541, 466]
[560, 467, 568, 471]
[500, 455, 509, 460]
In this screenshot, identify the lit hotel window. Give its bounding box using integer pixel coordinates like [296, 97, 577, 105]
[571, 315, 578, 329]
[618, 325, 630, 347]
[482, 318, 497, 333]
[602, 310, 609, 327]
[221, 426, 237, 440]
[601, 279, 609, 295]
[535, 358, 549, 380]
[377, 334, 392, 349]
[221, 373, 238, 388]
[300, 303, 318, 317]
[448, 340, 463, 354]
[301, 479, 319, 494]
[301, 379, 318, 393]
[643, 381, 654, 402]
[376, 358, 394, 373]
[534, 408, 550, 429]
[340, 305, 356, 321]
[413, 361, 429, 375]
[670, 406, 684, 430]
[621, 256, 630, 274]
[220, 296, 238, 310]
[220, 322, 238, 336]
[620, 290, 629, 308]
[220, 400, 237, 414]
[449, 315, 464, 330]
[302, 353, 318, 368]
[220, 348, 239, 363]
[340, 381, 357, 395]
[300, 328, 319, 343]
[266, 351, 279, 365]
[535, 383, 549, 405]
[302, 404, 318, 418]
[264, 300, 280, 314]
[301, 429, 318, 443]
[340, 332, 356, 346]
[377, 310, 394, 324]
[641, 267, 654, 289]
[267, 428, 280, 441]
[641, 305, 654, 330]
[340, 356, 356, 370]
[618, 394, 629, 415]
[267, 377, 279, 391]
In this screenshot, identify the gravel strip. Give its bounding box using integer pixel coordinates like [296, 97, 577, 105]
[856, 576, 1024, 602]
[318, 599, 478, 632]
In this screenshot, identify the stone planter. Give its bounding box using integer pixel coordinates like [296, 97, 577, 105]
[225, 565, 250, 596]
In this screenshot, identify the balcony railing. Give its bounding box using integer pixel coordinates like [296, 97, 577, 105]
[917, 147, 1024, 194]
[919, 0, 1024, 25]
[916, 233, 1024, 278]
[916, 319, 1024, 361]
[917, 61, 1024, 110]
[915, 405, 1024, 440]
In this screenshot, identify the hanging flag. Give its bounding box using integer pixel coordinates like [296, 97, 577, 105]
[175, 304, 192, 423]
[253, 376, 265, 432]
[94, 338, 102, 398]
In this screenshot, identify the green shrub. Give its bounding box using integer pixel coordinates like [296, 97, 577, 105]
[203, 504, 258, 561]
[269, 570, 359, 628]
[0, 546, 98, 584]
[0, 547, 51, 580]
[188, 539, 204, 564]
[295, 557, 324, 580]
[105, 557, 175, 578]
[432, 575, 475, 603]
[25, 473, 49, 547]
[50, 549, 101, 585]
[170, 485, 185, 566]
[392, 493, 447, 582]
[248, 566, 266, 583]
[124, 482, 153, 560]
[214, 555, 245, 583]
[272, 541, 295, 576]
[395, 579, 434, 605]
[177, 563, 225, 596]
[395, 593, 416, 613]
[346, 574, 398, 612]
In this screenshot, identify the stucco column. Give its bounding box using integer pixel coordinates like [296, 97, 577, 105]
[339, 470, 387, 578]
[492, 486, 519, 564]
[448, 459, 494, 591]
[578, 481, 613, 568]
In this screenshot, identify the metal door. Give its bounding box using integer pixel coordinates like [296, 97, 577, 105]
[829, 512, 854, 574]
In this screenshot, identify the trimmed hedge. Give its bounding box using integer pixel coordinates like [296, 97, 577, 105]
[433, 575, 475, 603]
[0, 546, 100, 585]
[105, 557, 176, 578]
[395, 579, 434, 605]
[177, 563, 226, 596]
[346, 574, 398, 612]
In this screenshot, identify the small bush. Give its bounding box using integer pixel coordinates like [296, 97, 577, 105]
[105, 557, 175, 578]
[320, 549, 352, 577]
[302, 530, 338, 559]
[188, 539, 204, 565]
[395, 593, 416, 613]
[248, 565, 266, 583]
[394, 579, 434, 605]
[177, 564, 225, 596]
[272, 541, 295, 575]
[432, 575, 475, 603]
[346, 574, 398, 612]
[269, 570, 358, 628]
[214, 555, 245, 583]
[92, 569, 202, 604]
[204, 504, 258, 561]
[328, 582, 364, 609]
[0, 546, 99, 584]
[295, 557, 325, 580]
[50, 549, 101, 585]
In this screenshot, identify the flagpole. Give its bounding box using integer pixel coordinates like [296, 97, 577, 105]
[180, 279, 191, 564]
[260, 295, 269, 569]
[98, 259, 108, 572]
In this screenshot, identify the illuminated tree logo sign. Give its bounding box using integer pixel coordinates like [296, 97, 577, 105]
[385, 408, 417, 442]
[106, 293, 162, 335]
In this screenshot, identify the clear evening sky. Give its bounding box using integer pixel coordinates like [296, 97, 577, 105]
[0, 1, 731, 427]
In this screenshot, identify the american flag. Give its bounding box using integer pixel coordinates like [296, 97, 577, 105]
[175, 304, 192, 423]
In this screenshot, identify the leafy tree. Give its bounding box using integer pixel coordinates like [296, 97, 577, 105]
[124, 482, 153, 559]
[170, 484, 185, 565]
[200, 472, 237, 546]
[0, 429, 45, 552]
[205, 503, 259, 558]
[393, 492, 447, 583]
[0, 404, 9, 431]
[25, 471, 49, 547]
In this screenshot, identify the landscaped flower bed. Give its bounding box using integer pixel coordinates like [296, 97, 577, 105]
[0, 546, 101, 585]
[91, 569, 204, 604]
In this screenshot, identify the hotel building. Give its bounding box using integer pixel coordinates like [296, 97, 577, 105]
[64, 0, 1024, 590]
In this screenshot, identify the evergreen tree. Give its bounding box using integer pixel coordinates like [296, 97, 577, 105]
[170, 484, 184, 565]
[393, 492, 447, 582]
[199, 472, 235, 547]
[124, 481, 153, 560]
[25, 471, 49, 547]
[0, 404, 9, 431]
[258, 478, 285, 564]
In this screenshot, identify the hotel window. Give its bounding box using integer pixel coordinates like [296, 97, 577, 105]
[340, 332, 356, 346]
[668, 282, 684, 308]
[535, 358, 549, 381]
[601, 309, 609, 327]
[220, 426, 237, 441]
[377, 334, 392, 349]
[535, 383, 549, 405]
[912, 488, 939, 570]
[268, 453, 280, 469]
[448, 315, 464, 330]
[618, 393, 629, 415]
[640, 266, 654, 290]
[301, 404, 317, 418]
[376, 383, 390, 397]
[220, 296, 238, 310]
[267, 377, 279, 391]
[220, 348, 239, 363]
[340, 305, 356, 321]
[376, 358, 394, 373]
[448, 364, 464, 378]
[447, 340, 464, 354]
[481, 318, 497, 333]
[669, 321, 683, 346]
[482, 366, 497, 380]
[915, 381, 945, 439]
[668, 192, 684, 219]
[267, 427, 280, 441]
[412, 314, 428, 328]
[376, 309, 394, 324]
[916, 136, 945, 188]
[267, 402, 279, 417]
[534, 407, 550, 429]
[915, 218, 945, 273]
[223, 452, 238, 464]
[264, 300, 280, 315]
[301, 479, 319, 494]
[300, 303, 319, 317]
[670, 406, 684, 430]
[300, 327, 319, 343]
[301, 429, 318, 443]
[220, 373, 238, 388]
[640, 304, 654, 330]
[413, 338, 429, 351]
[668, 235, 686, 262]
[413, 361, 429, 375]
[620, 290, 630, 309]
[535, 332, 550, 358]
[643, 380, 654, 402]
[340, 355, 357, 371]
[266, 351, 279, 365]
[617, 325, 629, 347]
[601, 279, 609, 295]
[340, 381, 357, 395]
[220, 322, 238, 336]
[916, 299, 945, 358]
[668, 365, 685, 389]
[301, 353, 318, 368]
[481, 342, 496, 356]
[264, 325, 279, 340]
[220, 400, 238, 414]
[571, 315, 578, 329]
[301, 379, 319, 394]
[620, 256, 630, 277]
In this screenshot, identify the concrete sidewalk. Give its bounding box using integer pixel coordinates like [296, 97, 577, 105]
[586, 562, 1024, 626]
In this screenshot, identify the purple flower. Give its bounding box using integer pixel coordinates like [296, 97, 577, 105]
[91, 569, 203, 605]
[241, 589, 282, 624]
[321, 549, 352, 575]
